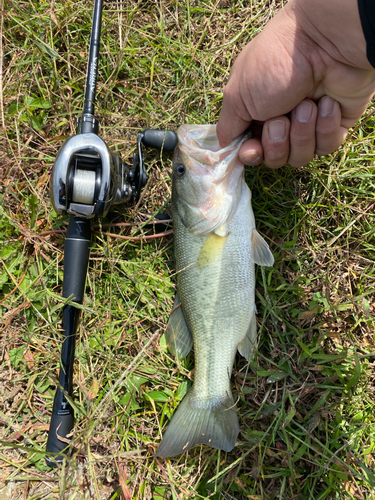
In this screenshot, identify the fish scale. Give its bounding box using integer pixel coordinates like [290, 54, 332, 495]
[156, 124, 274, 458]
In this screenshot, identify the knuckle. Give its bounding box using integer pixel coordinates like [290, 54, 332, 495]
[288, 156, 309, 167]
[316, 128, 335, 140]
[292, 134, 314, 147]
[316, 117, 340, 137]
[291, 122, 315, 145]
[315, 135, 341, 156]
[265, 147, 288, 163]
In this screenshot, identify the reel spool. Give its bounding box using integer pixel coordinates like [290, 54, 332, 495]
[72, 169, 96, 205]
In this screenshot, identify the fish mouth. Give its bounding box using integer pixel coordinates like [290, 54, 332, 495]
[178, 124, 247, 169]
[176, 125, 248, 235]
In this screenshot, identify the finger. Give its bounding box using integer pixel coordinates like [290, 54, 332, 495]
[239, 138, 263, 166]
[262, 116, 290, 168]
[217, 86, 252, 148]
[315, 96, 346, 155]
[249, 120, 265, 140]
[288, 99, 318, 167]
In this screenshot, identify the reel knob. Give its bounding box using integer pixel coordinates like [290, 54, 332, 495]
[130, 129, 178, 203]
[141, 129, 178, 151]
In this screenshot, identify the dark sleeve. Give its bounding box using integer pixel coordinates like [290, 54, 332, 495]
[358, 0, 375, 68]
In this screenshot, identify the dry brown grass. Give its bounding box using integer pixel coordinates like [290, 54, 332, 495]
[1, 0, 375, 499]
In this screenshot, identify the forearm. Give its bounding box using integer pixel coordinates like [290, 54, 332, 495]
[358, 0, 375, 67]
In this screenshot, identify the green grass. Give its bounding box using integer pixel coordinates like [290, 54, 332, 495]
[1, 0, 375, 498]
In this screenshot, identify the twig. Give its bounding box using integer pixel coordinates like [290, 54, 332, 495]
[37, 220, 173, 237]
[96, 219, 173, 228]
[0, 266, 29, 304]
[92, 229, 173, 241]
[154, 455, 182, 499]
[326, 202, 375, 248]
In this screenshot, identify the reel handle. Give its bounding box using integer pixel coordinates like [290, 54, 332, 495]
[141, 129, 178, 151]
[132, 129, 178, 203]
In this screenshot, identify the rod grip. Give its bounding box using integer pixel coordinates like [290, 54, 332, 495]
[45, 403, 74, 467]
[45, 305, 81, 466]
[46, 216, 91, 466]
[63, 217, 91, 301]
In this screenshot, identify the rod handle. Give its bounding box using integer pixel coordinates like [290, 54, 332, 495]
[45, 216, 91, 466]
[45, 404, 74, 467]
[63, 216, 91, 301]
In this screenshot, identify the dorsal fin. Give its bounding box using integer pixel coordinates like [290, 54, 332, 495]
[237, 310, 257, 361]
[165, 295, 193, 359]
[251, 229, 274, 266]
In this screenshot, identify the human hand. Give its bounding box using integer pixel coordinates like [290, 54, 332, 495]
[217, 0, 375, 168]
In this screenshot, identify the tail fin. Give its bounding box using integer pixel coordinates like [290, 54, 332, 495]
[156, 390, 239, 458]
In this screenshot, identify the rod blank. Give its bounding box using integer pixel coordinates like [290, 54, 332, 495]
[83, 0, 103, 117]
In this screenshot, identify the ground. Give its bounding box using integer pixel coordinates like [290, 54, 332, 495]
[1, 0, 375, 499]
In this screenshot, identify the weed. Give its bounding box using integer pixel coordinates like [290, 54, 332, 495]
[1, 0, 375, 499]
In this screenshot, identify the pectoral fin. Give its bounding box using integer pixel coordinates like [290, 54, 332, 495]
[198, 231, 228, 268]
[166, 295, 193, 359]
[251, 229, 274, 267]
[237, 311, 257, 361]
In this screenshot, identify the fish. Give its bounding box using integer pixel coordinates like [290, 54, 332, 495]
[156, 124, 274, 458]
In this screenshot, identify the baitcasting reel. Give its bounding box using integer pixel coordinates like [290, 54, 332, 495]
[50, 127, 178, 218]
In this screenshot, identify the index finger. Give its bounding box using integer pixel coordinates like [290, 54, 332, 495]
[216, 88, 252, 148]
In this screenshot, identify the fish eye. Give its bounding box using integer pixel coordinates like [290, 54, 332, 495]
[174, 163, 185, 178]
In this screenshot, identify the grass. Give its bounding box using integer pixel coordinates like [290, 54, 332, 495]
[1, 0, 375, 498]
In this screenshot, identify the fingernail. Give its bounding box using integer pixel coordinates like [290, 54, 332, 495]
[319, 96, 334, 117]
[243, 150, 260, 164]
[269, 120, 286, 142]
[296, 101, 312, 123]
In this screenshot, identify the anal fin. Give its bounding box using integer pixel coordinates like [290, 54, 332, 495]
[166, 294, 193, 359]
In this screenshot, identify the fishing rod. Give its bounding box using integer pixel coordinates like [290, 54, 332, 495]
[46, 0, 177, 466]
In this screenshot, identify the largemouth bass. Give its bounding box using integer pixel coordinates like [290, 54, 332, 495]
[156, 124, 274, 458]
